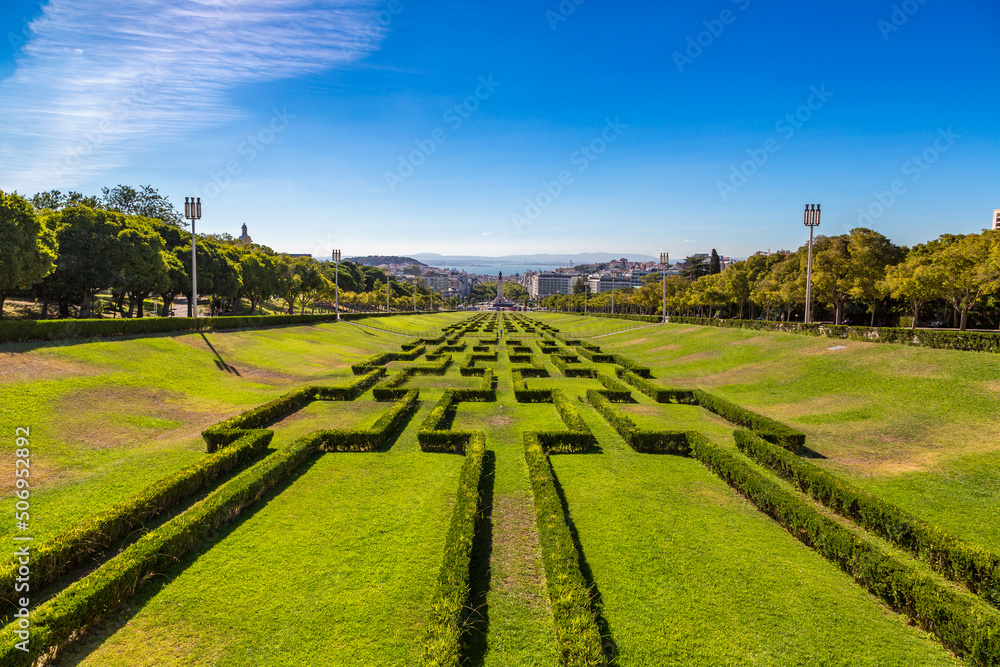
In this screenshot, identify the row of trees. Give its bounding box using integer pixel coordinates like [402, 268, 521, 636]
[0, 187, 459, 319]
[542, 228, 1000, 331]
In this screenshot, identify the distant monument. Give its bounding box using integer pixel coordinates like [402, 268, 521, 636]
[491, 271, 514, 309]
[239, 223, 253, 244]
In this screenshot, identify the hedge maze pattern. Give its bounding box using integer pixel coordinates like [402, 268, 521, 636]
[5, 312, 1000, 666]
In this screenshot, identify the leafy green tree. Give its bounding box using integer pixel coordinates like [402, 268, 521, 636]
[810, 235, 853, 324]
[846, 228, 905, 326]
[883, 248, 943, 329]
[239, 252, 281, 315]
[680, 255, 710, 279]
[112, 217, 171, 318]
[28, 190, 102, 211]
[0, 191, 58, 318]
[101, 185, 185, 228]
[709, 249, 721, 275]
[935, 232, 1000, 331]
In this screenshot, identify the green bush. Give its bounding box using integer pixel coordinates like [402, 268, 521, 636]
[418, 391, 475, 453]
[512, 369, 553, 403]
[317, 390, 418, 452]
[595, 373, 632, 402]
[313, 368, 384, 401]
[508, 353, 533, 364]
[577, 347, 615, 363]
[202, 387, 315, 451]
[552, 355, 596, 378]
[0, 428, 322, 666]
[611, 354, 652, 378]
[586, 390, 689, 455]
[523, 433, 607, 666]
[420, 434, 486, 666]
[618, 370, 694, 404]
[688, 432, 1000, 666]
[0, 430, 271, 619]
[735, 430, 1000, 608]
[693, 390, 804, 450]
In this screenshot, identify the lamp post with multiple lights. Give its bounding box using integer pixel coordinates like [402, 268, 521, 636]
[803, 204, 821, 323]
[184, 197, 202, 318]
[660, 252, 668, 323]
[332, 249, 341, 320]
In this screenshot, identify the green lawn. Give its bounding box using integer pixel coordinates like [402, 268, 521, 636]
[5, 312, 994, 665]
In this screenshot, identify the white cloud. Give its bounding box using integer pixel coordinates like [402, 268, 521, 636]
[0, 0, 386, 188]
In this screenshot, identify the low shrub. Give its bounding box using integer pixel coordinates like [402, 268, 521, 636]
[577, 347, 615, 363]
[618, 370, 694, 404]
[586, 390, 689, 455]
[0, 428, 322, 666]
[523, 434, 607, 666]
[420, 434, 486, 666]
[693, 390, 804, 450]
[611, 354, 652, 378]
[595, 373, 632, 402]
[512, 369, 552, 403]
[418, 392, 474, 453]
[0, 430, 272, 618]
[735, 430, 1000, 608]
[313, 368, 384, 401]
[202, 387, 315, 451]
[688, 432, 1000, 666]
[317, 390, 418, 452]
[552, 355, 596, 378]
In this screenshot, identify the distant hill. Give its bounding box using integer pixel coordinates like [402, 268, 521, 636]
[411, 252, 658, 266]
[346, 255, 426, 267]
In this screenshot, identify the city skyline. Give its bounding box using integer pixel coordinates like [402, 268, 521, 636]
[1, 1, 998, 257]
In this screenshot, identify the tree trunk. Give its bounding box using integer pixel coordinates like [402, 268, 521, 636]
[0, 293, 6, 318]
[40, 296, 49, 319]
[960, 304, 969, 331]
[911, 300, 920, 329]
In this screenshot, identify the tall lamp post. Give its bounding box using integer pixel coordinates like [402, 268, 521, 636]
[386, 274, 391, 313]
[332, 250, 341, 321]
[184, 197, 202, 318]
[803, 204, 821, 323]
[660, 252, 668, 323]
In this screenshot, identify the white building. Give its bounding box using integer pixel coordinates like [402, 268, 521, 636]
[993, 209, 1000, 230]
[529, 273, 584, 298]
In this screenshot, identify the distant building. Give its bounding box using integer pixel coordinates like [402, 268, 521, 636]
[239, 223, 252, 244]
[994, 209, 1000, 230]
[421, 272, 451, 294]
[529, 273, 584, 298]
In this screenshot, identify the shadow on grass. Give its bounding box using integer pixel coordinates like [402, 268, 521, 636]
[550, 471, 620, 665]
[799, 445, 827, 459]
[50, 451, 322, 666]
[462, 450, 495, 666]
[201, 333, 241, 375]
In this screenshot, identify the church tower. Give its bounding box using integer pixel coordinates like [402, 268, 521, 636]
[239, 223, 253, 244]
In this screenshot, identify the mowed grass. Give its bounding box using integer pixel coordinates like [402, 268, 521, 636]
[532, 312, 1000, 555]
[57, 405, 464, 666]
[0, 317, 458, 543]
[354, 311, 470, 333]
[549, 407, 960, 666]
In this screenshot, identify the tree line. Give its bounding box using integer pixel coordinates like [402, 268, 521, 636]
[0, 187, 458, 319]
[541, 227, 1000, 331]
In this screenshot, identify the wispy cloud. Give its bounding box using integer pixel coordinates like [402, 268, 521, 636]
[0, 0, 385, 188]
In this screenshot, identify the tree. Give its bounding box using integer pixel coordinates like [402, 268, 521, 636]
[883, 249, 942, 329]
[240, 252, 281, 315]
[720, 261, 751, 318]
[935, 232, 1000, 331]
[680, 255, 710, 279]
[101, 185, 185, 228]
[112, 217, 171, 318]
[709, 249, 721, 275]
[0, 191, 58, 318]
[277, 255, 323, 314]
[28, 190, 102, 211]
[846, 228, 905, 326]
[810, 235, 852, 324]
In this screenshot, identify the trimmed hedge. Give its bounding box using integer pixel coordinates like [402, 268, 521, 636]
[523, 433, 607, 666]
[735, 430, 1000, 608]
[512, 369, 552, 403]
[201, 370, 386, 450]
[373, 368, 416, 401]
[418, 391, 476, 453]
[693, 389, 804, 450]
[0, 311, 416, 346]
[508, 353, 533, 364]
[412, 356, 452, 375]
[618, 370, 694, 404]
[688, 432, 1000, 666]
[595, 373, 633, 402]
[0, 427, 323, 666]
[420, 434, 486, 666]
[0, 430, 272, 617]
[316, 390, 418, 452]
[577, 347, 615, 363]
[552, 355, 596, 378]
[586, 390, 689, 455]
[668, 316, 1000, 355]
[611, 354, 652, 378]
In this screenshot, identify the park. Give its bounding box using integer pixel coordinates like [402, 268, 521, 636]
[1, 310, 999, 666]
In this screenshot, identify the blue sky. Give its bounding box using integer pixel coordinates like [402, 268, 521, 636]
[1, 0, 998, 259]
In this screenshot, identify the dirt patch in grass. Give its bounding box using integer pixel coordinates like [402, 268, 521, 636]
[0, 352, 101, 384]
[51, 386, 219, 450]
[492, 493, 548, 608]
[647, 344, 682, 353]
[487, 414, 515, 428]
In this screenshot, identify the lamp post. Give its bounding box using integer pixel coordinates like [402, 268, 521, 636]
[611, 284, 615, 315]
[332, 250, 341, 321]
[184, 197, 201, 318]
[660, 252, 668, 323]
[803, 204, 821, 324]
[386, 274, 390, 313]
